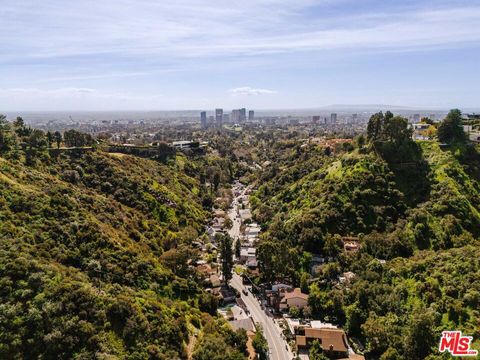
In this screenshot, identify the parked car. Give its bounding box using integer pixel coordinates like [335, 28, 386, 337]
[242, 289, 248, 296]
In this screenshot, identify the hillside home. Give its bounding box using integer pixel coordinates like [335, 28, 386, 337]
[240, 247, 256, 263]
[295, 327, 349, 359]
[239, 209, 252, 221]
[279, 287, 308, 311]
[342, 237, 360, 253]
[410, 123, 431, 141]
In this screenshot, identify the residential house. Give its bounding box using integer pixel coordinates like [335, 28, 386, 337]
[212, 216, 225, 228]
[220, 287, 237, 304]
[342, 237, 360, 253]
[464, 125, 480, 143]
[240, 247, 256, 264]
[272, 283, 293, 292]
[410, 123, 431, 141]
[246, 259, 258, 270]
[205, 226, 217, 241]
[239, 209, 252, 221]
[172, 140, 196, 149]
[310, 255, 326, 275]
[266, 283, 293, 310]
[245, 235, 258, 247]
[295, 327, 349, 359]
[279, 287, 308, 312]
[245, 223, 261, 237]
[196, 262, 215, 279]
[244, 259, 260, 279]
[310, 321, 338, 330]
[211, 217, 225, 233]
[213, 209, 226, 217]
[339, 271, 356, 284]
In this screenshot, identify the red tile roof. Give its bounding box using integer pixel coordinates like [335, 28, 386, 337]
[297, 328, 348, 353]
[282, 288, 308, 301]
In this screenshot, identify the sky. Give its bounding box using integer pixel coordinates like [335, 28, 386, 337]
[1, 0, 480, 111]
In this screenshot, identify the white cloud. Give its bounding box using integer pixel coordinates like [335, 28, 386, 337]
[1, 1, 480, 110]
[0, 87, 97, 96]
[2, 1, 480, 61]
[229, 87, 277, 96]
[67, 88, 97, 94]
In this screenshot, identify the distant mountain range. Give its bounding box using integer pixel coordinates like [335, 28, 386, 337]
[315, 104, 480, 112]
[318, 104, 421, 111]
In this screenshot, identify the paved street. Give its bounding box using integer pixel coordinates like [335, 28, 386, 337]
[227, 183, 247, 242]
[231, 274, 292, 360]
[228, 203, 241, 242]
[227, 182, 292, 360]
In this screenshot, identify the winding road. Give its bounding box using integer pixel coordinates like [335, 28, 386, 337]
[227, 183, 292, 360]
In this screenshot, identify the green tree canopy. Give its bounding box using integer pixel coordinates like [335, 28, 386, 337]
[252, 325, 268, 360]
[309, 339, 329, 360]
[367, 111, 412, 144]
[437, 109, 466, 144]
[63, 129, 94, 147]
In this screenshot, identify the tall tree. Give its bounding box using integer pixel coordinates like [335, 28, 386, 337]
[213, 172, 221, 191]
[26, 129, 46, 149]
[367, 112, 385, 141]
[13, 116, 30, 137]
[13, 116, 24, 128]
[383, 116, 412, 143]
[420, 117, 434, 125]
[63, 129, 94, 147]
[234, 239, 241, 259]
[437, 109, 466, 144]
[46, 131, 54, 148]
[356, 134, 366, 149]
[217, 233, 233, 284]
[24, 129, 47, 165]
[252, 326, 268, 360]
[0, 114, 14, 152]
[367, 111, 412, 144]
[54, 131, 62, 148]
[224, 217, 233, 230]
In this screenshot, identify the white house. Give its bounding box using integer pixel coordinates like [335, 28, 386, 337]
[245, 224, 261, 236]
[240, 247, 256, 263]
[464, 125, 480, 143]
[410, 123, 431, 141]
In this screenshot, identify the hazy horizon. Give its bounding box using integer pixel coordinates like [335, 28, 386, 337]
[3, 106, 462, 125]
[3, 104, 477, 115]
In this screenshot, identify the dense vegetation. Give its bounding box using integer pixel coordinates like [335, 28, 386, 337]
[250, 110, 480, 359]
[0, 116, 246, 359]
[2, 110, 479, 359]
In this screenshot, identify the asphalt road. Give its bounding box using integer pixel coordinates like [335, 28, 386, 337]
[227, 183, 292, 360]
[227, 185, 245, 242]
[231, 274, 292, 360]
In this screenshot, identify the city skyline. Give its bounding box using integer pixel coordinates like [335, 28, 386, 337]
[1, 0, 480, 111]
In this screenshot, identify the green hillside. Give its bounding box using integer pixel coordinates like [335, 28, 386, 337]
[254, 128, 480, 255]
[251, 111, 480, 359]
[0, 143, 244, 359]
